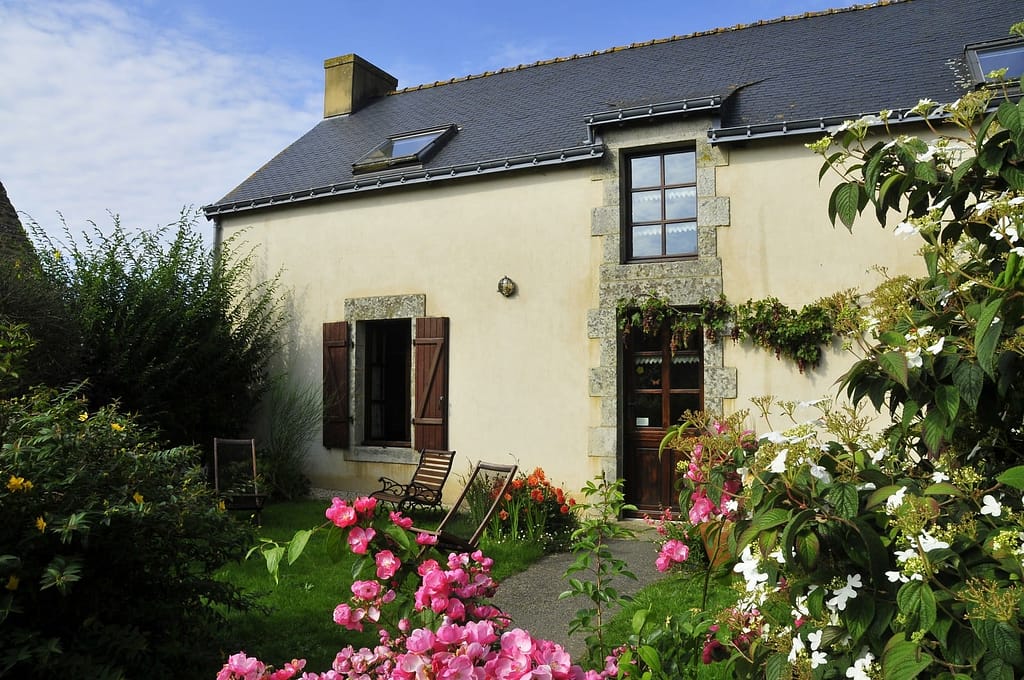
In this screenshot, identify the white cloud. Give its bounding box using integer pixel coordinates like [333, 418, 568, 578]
[0, 0, 320, 243]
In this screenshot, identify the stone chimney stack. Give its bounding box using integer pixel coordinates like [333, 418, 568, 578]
[323, 54, 398, 118]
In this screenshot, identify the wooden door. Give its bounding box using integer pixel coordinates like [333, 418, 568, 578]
[622, 324, 702, 514]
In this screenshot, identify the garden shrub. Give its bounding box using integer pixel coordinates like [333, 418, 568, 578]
[0, 324, 254, 677]
[467, 466, 577, 550]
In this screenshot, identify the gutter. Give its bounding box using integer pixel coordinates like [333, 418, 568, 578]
[203, 144, 603, 219]
[709, 106, 950, 144]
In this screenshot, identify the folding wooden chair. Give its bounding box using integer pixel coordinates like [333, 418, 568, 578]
[412, 461, 517, 554]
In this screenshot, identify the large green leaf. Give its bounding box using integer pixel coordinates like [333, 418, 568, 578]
[844, 591, 875, 644]
[897, 580, 937, 634]
[996, 466, 1024, 490]
[922, 408, 948, 455]
[878, 351, 909, 388]
[975, 298, 1004, 378]
[883, 638, 933, 680]
[934, 384, 960, 421]
[287, 529, 312, 565]
[953, 362, 985, 411]
[997, 100, 1023, 134]
[825, 482, 859, 518]
[832, 181, 863, 231]
[973, 618, 1024, 668]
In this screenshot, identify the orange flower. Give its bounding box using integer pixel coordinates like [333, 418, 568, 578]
[555, 489, 565, 504]
[527, 475, 539, 487]
[531, 489, 544, 503]
[560, 504, 569, 514]
[504, 493, 512, 502]
[499, 510, 509, 521]
[512, 479, 524, 490]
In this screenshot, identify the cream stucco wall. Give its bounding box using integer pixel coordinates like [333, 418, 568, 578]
[218, 168, 603, 499]
[715, 138, 922, 423]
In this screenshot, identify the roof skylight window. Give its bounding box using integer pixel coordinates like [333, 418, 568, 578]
[967, 38, 1024, 86]
[353, 125, 456, 173]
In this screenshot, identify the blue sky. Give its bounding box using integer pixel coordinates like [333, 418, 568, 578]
[0, 0, 861, 242]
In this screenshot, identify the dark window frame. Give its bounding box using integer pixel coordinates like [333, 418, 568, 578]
[622, 146, 699, 263]
[353, 124, 457, 174]
[966, 37, 1024, 87]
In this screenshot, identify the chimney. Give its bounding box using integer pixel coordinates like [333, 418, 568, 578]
[323, 54, 398, 118]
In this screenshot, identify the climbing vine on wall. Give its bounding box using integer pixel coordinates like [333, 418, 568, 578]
[616, 290, 860, 372]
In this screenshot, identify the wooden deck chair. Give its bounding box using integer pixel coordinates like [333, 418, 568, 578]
[212, 438, 267, 524]
[371, 448, 456, 512]
[412, 461, 517, 554]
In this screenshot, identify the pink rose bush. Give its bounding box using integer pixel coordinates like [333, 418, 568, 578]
[218, 495, 620, 680]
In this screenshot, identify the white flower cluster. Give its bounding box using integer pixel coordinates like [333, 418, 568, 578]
[901, 325, 945, 369]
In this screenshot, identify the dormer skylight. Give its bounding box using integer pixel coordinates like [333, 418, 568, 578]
[967, 37, 1024, 86]
[353, 125, 456, 174]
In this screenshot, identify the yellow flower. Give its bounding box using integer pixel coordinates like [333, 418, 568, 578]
[78, 412, 88, 421]
[133, 492, 144, 504]
[6, 475, 32, 493]
[35, 516, 46, 532]
[217, 500, 226, 512]
[111, 422, 125, 432]
[5, 575, 18, 591]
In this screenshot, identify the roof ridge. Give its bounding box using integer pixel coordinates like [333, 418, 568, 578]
[393, 0, 904, 94]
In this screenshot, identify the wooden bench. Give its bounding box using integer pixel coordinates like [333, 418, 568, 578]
[371, 448, 455, 512]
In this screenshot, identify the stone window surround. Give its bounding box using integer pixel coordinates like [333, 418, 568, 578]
[343, 294, 426, 464]
[587, 119, 738, 481]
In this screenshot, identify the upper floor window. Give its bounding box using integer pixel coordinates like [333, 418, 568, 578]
[625, 149, 697, 261]
[967, 38, 1024, 86]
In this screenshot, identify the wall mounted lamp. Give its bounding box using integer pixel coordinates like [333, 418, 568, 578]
[497, 275, 517, 297]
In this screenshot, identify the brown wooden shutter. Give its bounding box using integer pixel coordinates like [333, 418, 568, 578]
[322, 321, 349, 448]
[413, 317, 449, 450]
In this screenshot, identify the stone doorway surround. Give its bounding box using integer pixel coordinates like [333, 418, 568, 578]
[586, 119, 738, 481]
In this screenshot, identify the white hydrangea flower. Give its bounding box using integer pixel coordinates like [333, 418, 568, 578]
[810, 650, 828, 669]
[926, 337, 945, 355]
[787, 634, 806, 663]
[918, 530, 950, 553]
[809, 463, 832, 484]
[769, 448, 789, 474]
[981, 494, 1003, 517]
[886, 486, 908, 513]
[846, 649, 876, 680]
[734, 546, 770, 592]
[905, 347, 923, 369]
[894, 221, 920, 238]
[826, 573, 862, 611]
[931, 470, 950, 483]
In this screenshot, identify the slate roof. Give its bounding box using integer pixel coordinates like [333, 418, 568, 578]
[205, 0, 1021, 218]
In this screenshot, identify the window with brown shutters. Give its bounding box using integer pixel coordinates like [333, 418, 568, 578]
[322, 321, 349, 448]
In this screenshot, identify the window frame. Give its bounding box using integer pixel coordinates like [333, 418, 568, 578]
[966, 37, 1024, 87]
[622, 146, 699, 263]
[361, 318, 412, 447]
[352, 124, 457, 174]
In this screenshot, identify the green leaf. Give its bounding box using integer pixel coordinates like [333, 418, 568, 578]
[1001, 164, 1024, 191]
[631, 608, 650, 634]
[263, 545, 285, 584]
[914, 161, 938, 184]
[981, 656, 1016, 680]
[794, 530, 820, 570]
[975, 298, 1005, 378]
[844, 588, 875, 644]
[832, 181, 862, 231]
[922, 408, 947, 455]
[996, 466, 1024, 490]
[384, 522, 413, 551]
[878, 351, 909, 388]
[780, 509, 816, 570]
[923, 482, 962, 497]
[752, 508, 792, 532]
[287, 529, 312, 565]
[866, 485, 904, 510]
[879, 331, 908, 348]
[934, 384, 960, 421]
[997, 100, 1022, 134]
[972, 618, 1024, 667]
[637, 645, 660, 671]
[825, 482, 859, 518]
[897, 581, 937, 634]
[953, 362, 985, 411]
[765, 653, 788, 680]
[883, 638, 933, 680]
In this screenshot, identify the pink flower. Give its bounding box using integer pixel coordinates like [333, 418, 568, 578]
[375, 550, 401, 580]
[406, 628, 436, 654]
[656, 538, 690, 572]
[351, 579, 382, 600]
[332, 603, 365, 631]
[390, 510, 413, 529]
[267, 659, 306, 680]
[217, 652, 265, 680]
[415, 531, 438, 545]
[353, 496, 378, 515]
[347, 526, 376, 554]
[688, 491, 716, 525]
[325, 498, 358, 528]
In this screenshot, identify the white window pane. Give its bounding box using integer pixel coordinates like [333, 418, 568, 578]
[632, 190, 662, 222]
[664, 151, 695, 184]
[666, 223, 697, 255]
[665, 187, 696, 219]
[630, 156, 661, 188]
[632, 225, 662, 257]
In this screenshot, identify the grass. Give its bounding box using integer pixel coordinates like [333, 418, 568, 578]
[211, 499, 549, 675]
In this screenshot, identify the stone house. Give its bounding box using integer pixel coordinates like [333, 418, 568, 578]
[204, 0, 1021, 511]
